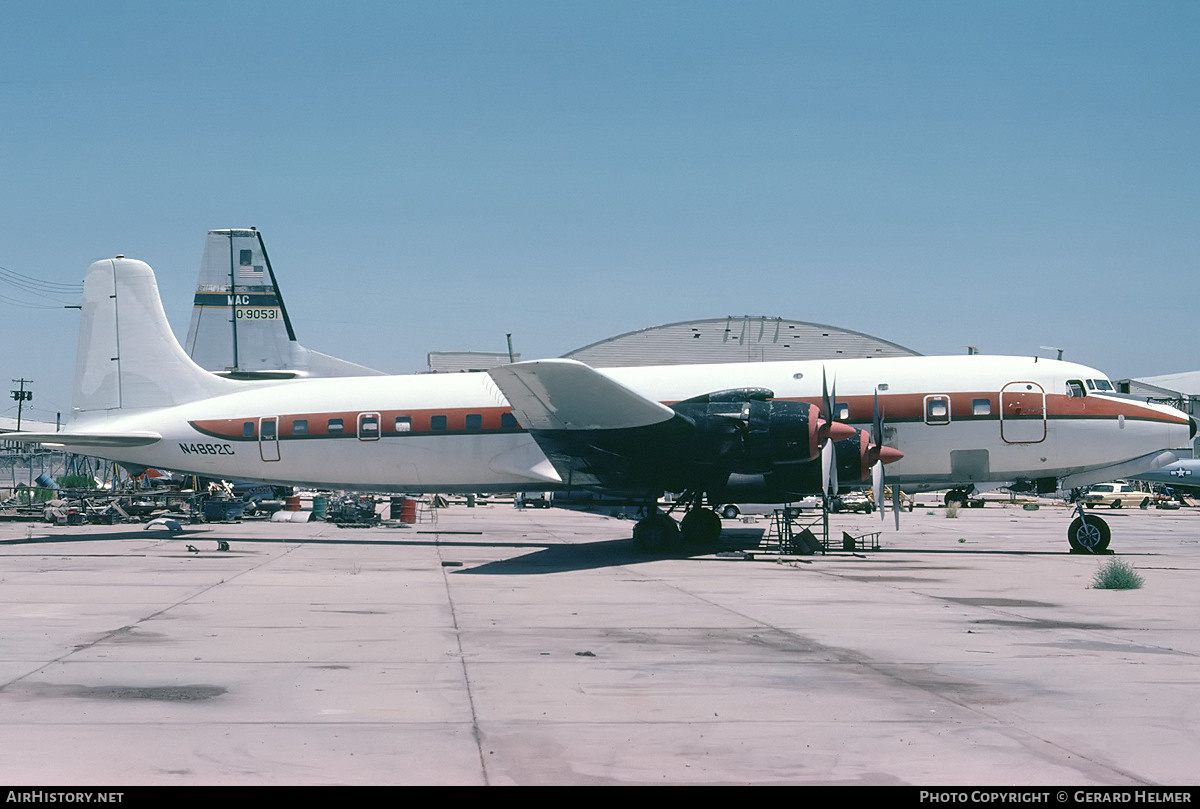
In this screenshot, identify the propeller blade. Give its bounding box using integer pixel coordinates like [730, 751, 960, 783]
[871, 390, 884, 451]
[821, 438, 840, 496]
[865, 388, 903, 466]
[821, 367, 832, 423]
[872, 460, 884, 521]
[818, 367, 836, 443]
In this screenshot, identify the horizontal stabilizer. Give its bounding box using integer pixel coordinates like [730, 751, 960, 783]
[6, 431, 162, 448]
[488, 359, 675, 431]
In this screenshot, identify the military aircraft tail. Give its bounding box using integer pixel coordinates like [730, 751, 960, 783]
[184, 228, 384, 379]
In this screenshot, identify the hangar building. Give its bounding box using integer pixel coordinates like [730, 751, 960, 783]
[562, 315, 920, 367]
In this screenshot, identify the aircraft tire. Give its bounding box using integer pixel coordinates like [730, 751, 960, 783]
[944, 490, 968, 507]
[721, 505, 740, 519]
[1068, 515, 1110, 553]
[632, 513, 680, 553]
[681, 508, 721, 547]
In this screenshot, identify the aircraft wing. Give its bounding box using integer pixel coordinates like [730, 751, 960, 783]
[488, 359, 694, 493]
[488, 359, 676, 431]
[5, 431, 162, 448]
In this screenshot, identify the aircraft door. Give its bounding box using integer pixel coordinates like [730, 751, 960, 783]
[1000, 382, 1046, 444]
[358, 412, 381, 441]
[259, 417, 280, 461]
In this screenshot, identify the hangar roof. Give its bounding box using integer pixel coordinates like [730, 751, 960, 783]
[1129, 371, 1200, 397]
[563, 315, 920, 367]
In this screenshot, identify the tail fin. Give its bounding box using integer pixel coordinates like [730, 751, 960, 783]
[74, 257, 240, 415]
[184, 228, 383, 379]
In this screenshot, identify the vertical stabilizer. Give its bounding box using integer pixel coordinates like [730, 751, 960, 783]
[184, 228, 383, 378]
[74, 258, 240, 415]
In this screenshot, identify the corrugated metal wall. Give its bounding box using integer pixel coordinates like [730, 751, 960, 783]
[564, 316, 919, 367]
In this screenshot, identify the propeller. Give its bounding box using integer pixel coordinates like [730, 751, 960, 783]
[867, 389, 903, 529]
[870, 390, 885, 522]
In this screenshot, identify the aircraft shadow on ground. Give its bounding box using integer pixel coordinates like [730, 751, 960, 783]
[0, 526, 1074, 571]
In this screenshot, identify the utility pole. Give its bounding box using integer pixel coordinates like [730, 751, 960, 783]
[10, 379, 32, 431]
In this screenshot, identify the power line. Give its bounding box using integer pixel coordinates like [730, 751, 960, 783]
[0, 264, 82, 309]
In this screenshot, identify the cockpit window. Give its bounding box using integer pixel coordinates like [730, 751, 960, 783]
[1091, 379, 1114, 392]
[1067, 380, 1085, 398]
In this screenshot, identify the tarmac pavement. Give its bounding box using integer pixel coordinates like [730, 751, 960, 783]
[0, 499, 1197, 785]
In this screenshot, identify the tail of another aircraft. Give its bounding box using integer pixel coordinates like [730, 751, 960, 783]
[74, 257, 240, 416]
[184, 228, 383, 379]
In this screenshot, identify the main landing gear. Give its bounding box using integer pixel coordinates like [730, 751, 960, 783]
[631, 493, 722, 553]
[944, 487, 983, 508]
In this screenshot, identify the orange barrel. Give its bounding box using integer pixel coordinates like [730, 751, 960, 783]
[284, 495, 302, 512]
[399, 497, 417, 524]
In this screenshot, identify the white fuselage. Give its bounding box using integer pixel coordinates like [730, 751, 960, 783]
[71, 354, 1192, 494]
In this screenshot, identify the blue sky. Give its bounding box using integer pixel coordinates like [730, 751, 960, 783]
[2, 1, 1197, 424]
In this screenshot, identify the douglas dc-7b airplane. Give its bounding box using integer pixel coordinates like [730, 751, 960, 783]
[13, 257, 1194, 554]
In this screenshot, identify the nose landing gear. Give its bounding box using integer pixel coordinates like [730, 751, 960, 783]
[1067, 501, 1110, 553]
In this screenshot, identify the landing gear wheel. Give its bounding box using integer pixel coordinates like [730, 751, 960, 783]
[632, 513, 680, 553]
[1068, 515, 1110, 553]
[721, 505, 740, 520]
[945, 489, 969, 507]
[680, 508, 722, 548]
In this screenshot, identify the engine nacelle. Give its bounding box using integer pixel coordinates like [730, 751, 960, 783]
[710, 426, 902, 501]
[671, 389, 826, 474]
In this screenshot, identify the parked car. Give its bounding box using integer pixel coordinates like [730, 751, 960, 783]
[1082, 482, 1152, 509]
[718, 503, 803, 519]
[829, 491, 874, 514]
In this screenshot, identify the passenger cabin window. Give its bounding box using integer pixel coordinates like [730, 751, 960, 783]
[292, 419, 308, 435]
[243, 421, 254, 438]
[925, 395, 951, 425]
[501, 412, 519, 429]
[359, 413, 380, 440]
[1067, 381, 1086, 398]
[261, 420, 276, 438]
[834, 403, 850, 421]
[465, 413, 482, 431]
[431, 415, 448, 431]
[395, 416, 411, 432]
[327, 418, 344, 433]
[972, 398, 991, 416]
